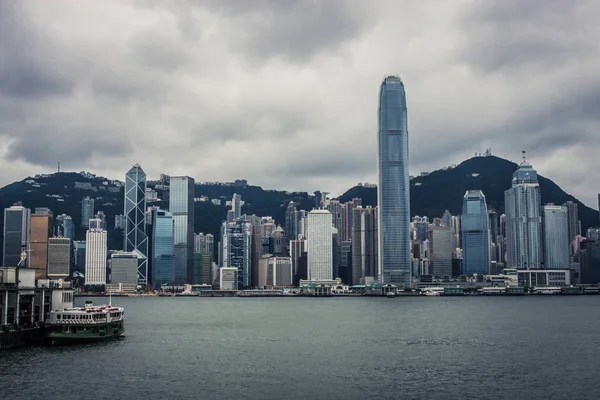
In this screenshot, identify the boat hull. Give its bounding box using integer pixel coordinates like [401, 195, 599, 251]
[47, 321, 125, 346]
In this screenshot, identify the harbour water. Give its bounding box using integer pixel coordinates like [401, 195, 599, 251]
[2, 296, 600, 399]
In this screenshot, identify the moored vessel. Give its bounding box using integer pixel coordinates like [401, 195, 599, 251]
[46, 301, 125, 345]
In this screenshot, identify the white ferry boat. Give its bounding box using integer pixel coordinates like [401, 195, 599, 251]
[46, 301, 125, 345]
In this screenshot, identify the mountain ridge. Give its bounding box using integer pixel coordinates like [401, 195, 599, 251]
[339, 155, 598, 232]
[0, 156, 597, 257]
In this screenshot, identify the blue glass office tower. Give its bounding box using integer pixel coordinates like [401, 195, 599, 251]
[152, 208, 175, 285]
[461, 190, 490, 275]
[124, 164, 148, 284]
[377, 76, 411, 287]
[170, 176, 195, 284]
[81, 197, 94, 228]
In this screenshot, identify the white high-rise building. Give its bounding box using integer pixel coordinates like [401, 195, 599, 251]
[504, 160, 543, 269]
[543, 205, 569, 269]
[307, 210, 333, 281]
[194, 233, 205, 253]
[85, 228, 107, 285]
[232, 193, 242, 220]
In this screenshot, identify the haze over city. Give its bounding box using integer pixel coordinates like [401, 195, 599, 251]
[1, 1, 599, 205]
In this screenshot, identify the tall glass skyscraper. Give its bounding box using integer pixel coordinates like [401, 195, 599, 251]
[543, 205, 569, 269]
[151, 208, 175, 285]
[377, 76, 411, 287]
[351, 206, 378, 285]
[81, 196, 94, 228]
[504, 161, 543, 269]
[170, 176, 195, 284]
[124, 164, 148, 284]
[563, 201, 580, 252]
[2, 205, 31, 267]
[221, 220, 252, 288]
[461, 190, 490, 275]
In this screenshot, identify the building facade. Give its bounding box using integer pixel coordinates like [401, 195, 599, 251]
[151, 208, 175, 285]
[193, 252, 213, 285]
[289, 239, 306, 284]
[47, 237, 71, 279]
[220, 267, 238, 290]
[232, 193, 242, 220]
[307, 210, 333, 281]
[351, 206, 378, 284]
[340, 240, 352, 284]
[124, 164, 148, 285]
[85, 228, 107, 285]
[266, 257, 293, 287]
[170, 176, 195, 284]
[81, 196, 94, 228]
[377, 76, 411, 287]
[285, 201, 297, 243]
[579, 240, 600, 285]
[543, 205, 569, 269]
[327, 200, 344, 241]
[110, 252, 139, 285]
[30, 208, 53, 280]
[461, 190, 490, 275]
[2, 205, 31, 267]
[73, 241, 86, 274]
[504, 162, 543, 269]
[564, 201, 580, 248]
[56, 214, 74, 240]
[221, 220, 252, 288]
[428, 226, 453, 277]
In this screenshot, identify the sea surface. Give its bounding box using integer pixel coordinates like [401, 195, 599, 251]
[2, 296, 600, 399]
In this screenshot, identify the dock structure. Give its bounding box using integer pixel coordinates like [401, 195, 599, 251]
[1, 266, 73, 350]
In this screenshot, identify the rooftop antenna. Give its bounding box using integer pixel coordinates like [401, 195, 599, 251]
[57, 161, 60, 173]
[522, 150, 527, 164]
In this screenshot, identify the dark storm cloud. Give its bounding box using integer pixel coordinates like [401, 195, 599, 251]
[0, 3, 75, 99]
[456, 0, 600, 147]
[459, 0, 596, 72]
[3, 125, 133, 166]
[226, 1, 373, 62]
[136, 0, 374, 62]
[128, 26, 193, 72]
[0, 0, 599, 206]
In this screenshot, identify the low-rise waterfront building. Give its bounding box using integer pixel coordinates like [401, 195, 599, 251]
[219, 267, 238, 290]
[1, 267, 73, 349]
[517, 269, 571, 287]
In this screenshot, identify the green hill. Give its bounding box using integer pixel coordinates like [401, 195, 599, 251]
[0, 172, 316, 257]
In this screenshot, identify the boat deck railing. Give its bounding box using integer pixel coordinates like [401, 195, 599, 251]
[47, 316, 124, 324]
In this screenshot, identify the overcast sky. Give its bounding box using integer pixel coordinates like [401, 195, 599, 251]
[1, 1, 599, 207]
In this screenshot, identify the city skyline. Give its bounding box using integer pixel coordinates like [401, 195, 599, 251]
[1, 2, 599, 207]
